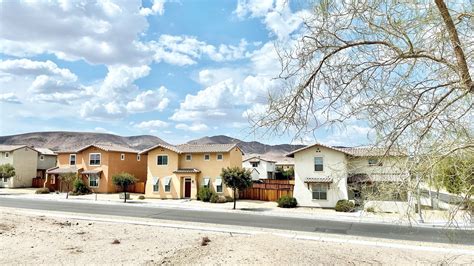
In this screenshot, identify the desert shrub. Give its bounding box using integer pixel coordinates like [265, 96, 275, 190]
[73, 179, 91, 194]
[335, 200, 355, 212]
[138, 195, 145, 200]
[210, 193, 219, 203]
[35, 187, 50, 194]
[225, 196, 234, 202]
[210, 195, 226, 204]
[277, 195, 298, 208]
[366, 207, 375, 213]
[198, 187, 214, 202]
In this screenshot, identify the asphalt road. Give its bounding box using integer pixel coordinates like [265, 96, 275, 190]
[0, 197, 472, 245]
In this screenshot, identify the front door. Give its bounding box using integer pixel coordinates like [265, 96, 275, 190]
[184, 179, 191, 198]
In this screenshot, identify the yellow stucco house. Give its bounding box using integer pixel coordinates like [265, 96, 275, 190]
[140, 143, 243, 199]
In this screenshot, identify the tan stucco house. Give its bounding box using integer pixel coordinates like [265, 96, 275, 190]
[287, 143, 408, 208]
[0, 145, 38, 188]
[46, 144, 147, 193]
[140, 143, 243, 199]
[35, 148, 57, 179]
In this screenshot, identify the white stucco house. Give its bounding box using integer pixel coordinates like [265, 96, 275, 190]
[287, 143, 408, 208]
[0, 145, 38, 188]
[243, 156, 276, 180]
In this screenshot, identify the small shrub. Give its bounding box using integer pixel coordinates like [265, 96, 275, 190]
[335, 200, 355, 212]
[201, 236, 211, 246]
[138, 195, 145, 200]
[366, 207, 375, 213]
[73, 179, 91, 194]
[111, 239, 120, 244]
[225, 196, 234, 202]
[35, 187, 50, 194]
[198, 187, 213, 202]
[277, 195, 298, 208]
[210, 193, 219, 203]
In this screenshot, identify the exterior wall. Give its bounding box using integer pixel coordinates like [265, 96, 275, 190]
[243, 160, 276, 180]
[276, 164, 294, 171]
[293, 146, 348, 208]
[9, 148, 38, 188]
[37, 154, 57, 170]
[107, 152, 147, 192]
[145, 147, 243, 199]
[347, 156, 407, 175]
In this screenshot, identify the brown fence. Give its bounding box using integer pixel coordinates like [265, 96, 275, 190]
[118, 182, 145, 194]
[239, 180, 294, 201]
[32, 177, 45, 188]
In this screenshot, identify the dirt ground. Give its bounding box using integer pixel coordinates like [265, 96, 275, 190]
[0, 209, 472, 265]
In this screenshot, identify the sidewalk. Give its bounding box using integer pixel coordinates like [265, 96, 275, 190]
[0, 188, 471, 229]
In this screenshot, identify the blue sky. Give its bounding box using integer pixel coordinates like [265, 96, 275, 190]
[0, 0, 372, 145]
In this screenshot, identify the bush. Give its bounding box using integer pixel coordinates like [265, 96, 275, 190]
[198, 187, 214, 202]
[225, 196, 234, 202]
[73, 179, 90, 195]
[35, 187, 50, 194]
[335, 200, 355, 212]
[138, 195, 145, 200]
[210, 193, 219, 203]
[277, 195, 298, 208]
[366, 207, 375, 213]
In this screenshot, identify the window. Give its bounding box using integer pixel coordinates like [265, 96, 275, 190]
[121, 154, 125, 160]
[203, 177, 210, 188]
[164, 176, 171, 192]
[215, 178, 223, 193]
[3, 177, 8, 183]
[51, 175, 56, 185]
[314, 157, 323, 171]
[39, 155, 44, 161]
[137, 155, 141, 161]
[204, 154, 210, 161]
[89, 153, 101, 166]
[69, 154, 76, 165]
[185, 154, 192, 161]
[311, 183, 327, 200]
[216, 154, 223, 160]
[152, 177, 159, 192]
[157, 155, 168, 165]
[251, 162, 259, 167]
[89, 174, 99, 187]
[368, 158, 382, 166]
[5, 152, 9, 158]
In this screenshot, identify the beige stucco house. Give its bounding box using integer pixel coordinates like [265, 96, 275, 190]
[0, 145, 38, 188]
[35, 148, 57, 179]
[287, 143, 408, 208]
[140, 143, 243, 199]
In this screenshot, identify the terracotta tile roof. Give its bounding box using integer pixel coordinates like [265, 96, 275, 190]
[286, 143, 407, 158]
[57, 144, 139, 154]
[243, 155, 276, 163]
[46, 166, 80, 174]
[140, 143, 241, 154]
[0, 144, 28, 152]
[286, 143, 352, 157]
[35, 148, 57, 155]
[173, 168, 201, 173]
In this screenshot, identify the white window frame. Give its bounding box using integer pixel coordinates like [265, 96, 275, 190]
[203, 177, 210, 188]
[88, 174, 99, 188]
[89, 153, 101, 166]
[215, 178, 223, 193]
[121, 153, 125, 160]
[314, 157, 324, 172]
[185, 154, 192, 161]
[137, 154, 141, 161]
[251, 162, 258, 168]
[69, 154, 76, 165]
[164, 179, 171, 192]
[39, 155, 44, 161]
[152, 177, 159, 192]
[311, 183, 328, 200]
[157, 155, 168, 166]
[51, 175, 56, 185]
[216, 153, 223, 161]
[204, 154, 210, 161]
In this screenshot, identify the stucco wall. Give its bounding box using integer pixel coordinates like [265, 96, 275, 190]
[243, 160, 276, 180]
[293, 146, 348, 208]
[107, 152, 147, 192]
[37, 155, 57, 170]
[9, 148, 38, 188]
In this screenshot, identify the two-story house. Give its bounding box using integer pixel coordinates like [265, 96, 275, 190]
[287, 143, 408, 208]
[0, 145, 38, 188]
[46, 144, 147, 192]
[140, 143, 243, 199]
[242, 155, 276, 180]
[35, 148, 57, 179]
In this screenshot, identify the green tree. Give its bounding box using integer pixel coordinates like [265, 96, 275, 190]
[112, 172, 137, 203]
[0, 164, 15, 181]
[221, 167, 252, 210]
[433, 153, 474, 195]
[58, 172, 77, 199]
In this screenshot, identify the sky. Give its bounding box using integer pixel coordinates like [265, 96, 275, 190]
[0, 0, 373, 145]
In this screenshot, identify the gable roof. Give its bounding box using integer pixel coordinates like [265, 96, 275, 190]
[286, 143, 352, 157]
[243, 155, 276, 163]
[35, 148, 57, 156]
[286, 143, 407, 158]
[0, 144, 37, 153]
[140, 143, 242, 155]
[57, 144, 139, 154]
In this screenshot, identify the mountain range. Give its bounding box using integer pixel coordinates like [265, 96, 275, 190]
[0, 132, 304, 158]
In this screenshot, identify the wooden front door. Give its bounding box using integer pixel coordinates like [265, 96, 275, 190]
[184, 179, 191, 198]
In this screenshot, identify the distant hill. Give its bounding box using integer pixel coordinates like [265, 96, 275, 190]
[186, 135, 304, 158]
[0, 131, 169, 151]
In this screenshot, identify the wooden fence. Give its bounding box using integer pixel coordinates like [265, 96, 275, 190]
[32, 177, 45, 188]
[239, 179, 294, 201]
[116, 182, 146, 194]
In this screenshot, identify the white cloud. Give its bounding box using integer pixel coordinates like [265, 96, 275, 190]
[0, 59, 77, 81]
[234, 0, 274, 18]
[126, 87, 170, 113]
[0, 93, 21, 104]
[134, 120, 170, 129]
[140, 0, 166, 16]
[99, 65, 150, 97]
[175, 123, 209, 132]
